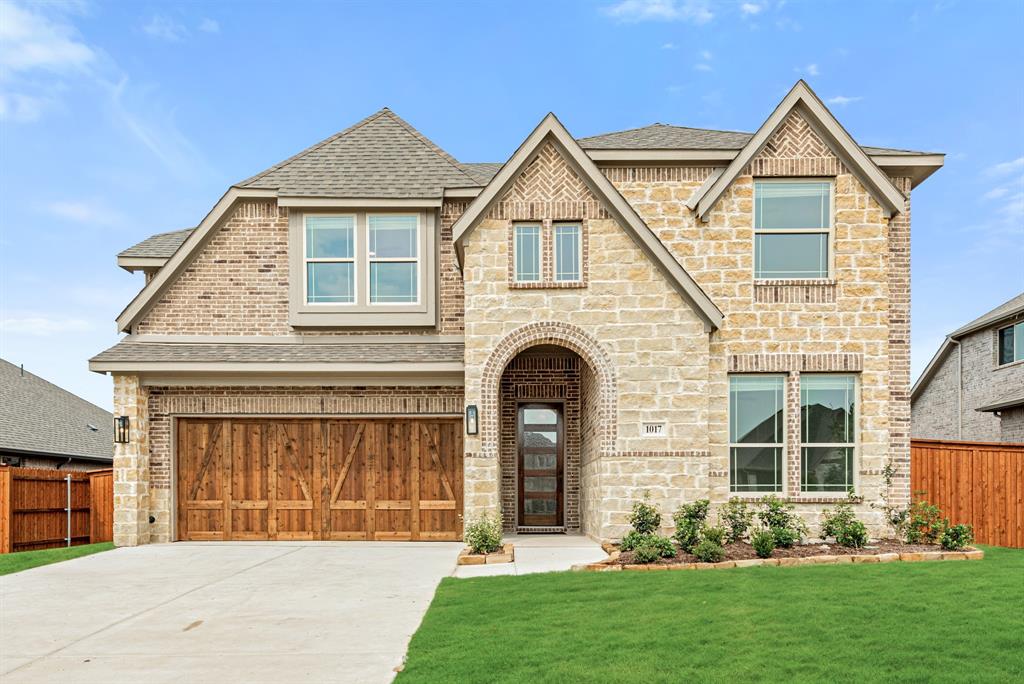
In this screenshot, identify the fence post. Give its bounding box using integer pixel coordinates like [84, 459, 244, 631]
[0, 467, 11, 553]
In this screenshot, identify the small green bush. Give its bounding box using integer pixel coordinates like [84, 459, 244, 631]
[632, 541, 661, 564]
[672, 499, 710, 552]
[620, 530, 646, 551]
[906, 497, 945, 544]
[757, 495, 807, 548]
[702, 525, 727, 547]
[693, 539, 725, 563]
[718, 498, 753, 543]
[464, 512, 503, 554]
[751, 528, 776, 558]
[628, 493, 662, 535]
[822, 497, 869, 548]
[648, 534, 677, 558]
[771, 526, 801, 548]
[941, 524, 974, 551]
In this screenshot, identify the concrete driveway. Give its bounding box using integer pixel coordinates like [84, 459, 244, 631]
[0, 542, 462, 683]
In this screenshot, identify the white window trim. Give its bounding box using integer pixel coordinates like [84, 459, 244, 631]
[728, 374, 787, 494]
[513, 224, 542, 283]
[366, 213, 421, 306]
[303, 214, 358, 307]
[753, 178, 835, 281]
[798, 373, 859, 495]
[553, 223, 582, 283]
[997, 321, 1024, 366]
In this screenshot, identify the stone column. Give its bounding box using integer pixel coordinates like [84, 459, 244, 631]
[113, 374, 150, 547]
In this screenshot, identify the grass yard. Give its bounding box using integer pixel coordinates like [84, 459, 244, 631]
[399, 546, 1024, 683]
[0, 542, 114, 576]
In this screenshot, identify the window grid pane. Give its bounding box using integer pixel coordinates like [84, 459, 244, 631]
[307, 262, 354, 304]
[755, 233, 828, 279]
[754, 181, 831, 280]
[755, 181, 830, 230]
[368, 215, 417, 259]
[800, 375, 856, 492]
[306, 216, 354, 259]
[369, 262, 417, 303]
[515, 225, 541, 281]
[554, 224, 580, 281]
[729, 375, 785, 493]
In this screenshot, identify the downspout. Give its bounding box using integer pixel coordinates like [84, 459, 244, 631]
[951, 338, 962, 440]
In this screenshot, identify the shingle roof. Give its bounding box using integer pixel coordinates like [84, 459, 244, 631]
[235, 108, 481, 198]
[459, 162, 504, 185]
[119, 228, 194, 259]
[90, 341, 464, 365]
[0, 359, 113, 462]
[577, 123, 936, 155]
[951, 291, 1024, 337]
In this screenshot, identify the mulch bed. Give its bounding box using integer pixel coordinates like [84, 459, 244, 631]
[614, 539, 945, 566]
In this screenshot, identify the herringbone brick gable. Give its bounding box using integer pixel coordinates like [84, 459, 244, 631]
[746, 110, 846, 177]
[508, 142, 591, 203]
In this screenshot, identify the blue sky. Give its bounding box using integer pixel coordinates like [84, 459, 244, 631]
[1, 0, 1022, 410]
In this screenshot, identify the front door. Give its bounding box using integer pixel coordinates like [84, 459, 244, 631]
[517, 403, 563, 527]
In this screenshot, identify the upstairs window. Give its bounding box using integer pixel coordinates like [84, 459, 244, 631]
[729, 375, 785, 493]
[305, 216, 355, 304]
[801, 375, 856, 493]
[754, 181, 832, 279]
[998, 321, 1024, 365]
[368, 214, 419, 304]
[554, 224, 581, 282]
[514, 224, 542, 282]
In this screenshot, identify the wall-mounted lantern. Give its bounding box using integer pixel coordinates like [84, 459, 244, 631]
[114, 416, 130, 444]
[465, 405, 479, 435]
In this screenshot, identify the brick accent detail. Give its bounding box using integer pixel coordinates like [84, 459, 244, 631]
[439, 200, 469, 333]
[887, 176, 912, 509]
[728, 353, 864, 373]
[614, 450, 711, 458]
[785, 371, 802, 493]
[499, 355, 581, 531]
[600, 167, 717, 183]
[744, 110, 848, 177]
[507, 218, 589, 289]
[753, 280, 837, 304]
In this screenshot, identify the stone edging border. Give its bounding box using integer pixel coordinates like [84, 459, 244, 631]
[573, 547, 984, 572]
[457, 543, 515, 565]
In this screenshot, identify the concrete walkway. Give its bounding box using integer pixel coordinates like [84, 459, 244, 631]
[0, 542, 462, 684]
[452, 534, 607, 578]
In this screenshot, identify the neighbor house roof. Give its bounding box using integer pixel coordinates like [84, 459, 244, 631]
[0, 359, 113, 462]
[234, 108, 480, 198]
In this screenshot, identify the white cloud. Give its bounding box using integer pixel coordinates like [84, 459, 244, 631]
[603, 0, 714, 24]
[693, 63, 712, 72]
[198, 18, 220, 33]
[661, 42, 677, 49]
[700, 49, 712, 60]
[798, 63, 820, 76]
[0, 1, 94, 74]
[740, 2, 763, 15]
[2, 316, 93, 336]
[666, 84, 683, 94]
[827, 95, 862, 106]
[142, 15, 188, 42]
[0, 92, 49, 122]
[985, 157, 1024, 177]
[983, 187, 1009, 200]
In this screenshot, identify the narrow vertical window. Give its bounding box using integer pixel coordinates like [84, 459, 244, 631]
[368, 214, 418, 304]
[729, 375, 785, 492]
[514, 224, 541, 282]
[800, 375, 856, 492]
[305, 215, 355, 304]
[998, 322, 1023, 365]
[554, 224, 581, 282]
[754, 181, 832, 279]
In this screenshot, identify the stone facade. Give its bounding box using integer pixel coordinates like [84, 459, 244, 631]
[113, 374, 150, 546]
[912, 321, 1024, 442]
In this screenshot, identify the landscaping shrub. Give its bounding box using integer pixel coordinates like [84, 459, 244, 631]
[751, 528, 776, 558]
[701, 525, 727, 547]
[821, 496, 869, 548]
[693, 539, 725, 563]
[906, 496, 945, 544]
[622, 532, 675, 558]
[941, 524, 975, 551]
[717, 498, 753, 543]
[620, 530, 646, 552]
[672, 499, 710, 552]
[757, 495, 807, 548]
[628, 493, 662, 535]
[632, 541, 661, 564]
[464, 512, 503, 554]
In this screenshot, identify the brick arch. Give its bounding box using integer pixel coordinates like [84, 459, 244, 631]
[479, 322, 617, 457]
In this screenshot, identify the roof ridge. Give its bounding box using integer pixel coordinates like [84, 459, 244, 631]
[377, 109, 480, 186]
[578, 122, 753, 141]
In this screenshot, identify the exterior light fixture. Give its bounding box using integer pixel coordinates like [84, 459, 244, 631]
[465, 405, 479, 435]
[114, 416, 130, 444]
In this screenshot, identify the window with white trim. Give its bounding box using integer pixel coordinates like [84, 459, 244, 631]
[305, 215, 355, 304]
[368, 214, 419, 304]
[998, 321, 1024, 366]
[514, 224, 542, 282]
[554, 223, 581, 282]
[754, 180, 832, 279]
[729, 375, 785, 493]
[800, 374, 856, 492]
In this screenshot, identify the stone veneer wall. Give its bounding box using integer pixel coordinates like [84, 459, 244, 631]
[117, 384, 463, 545]
[499, 354, 581, 531]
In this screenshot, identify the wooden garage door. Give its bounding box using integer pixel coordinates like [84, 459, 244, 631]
[176, 418, 463, 541]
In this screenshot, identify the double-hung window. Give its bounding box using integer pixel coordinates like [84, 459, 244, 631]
[554, 223, 581, 282]
[729, 375, 785, 493]
[514, 224, 542, 283]
[754, 180, 832, 279]
[800, 375, 856, 492]
[305, 215, 355, 304]
[368, 214, 419, 304]
[998, 321, 1024, 365]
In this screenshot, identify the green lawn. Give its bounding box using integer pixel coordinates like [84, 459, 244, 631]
[399, 546, 1024, 683]
[0, 542, 114, 576]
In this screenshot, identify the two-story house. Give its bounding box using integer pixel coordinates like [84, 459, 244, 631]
[912, 292, 1024, 443]
[90, 81, 943, 546]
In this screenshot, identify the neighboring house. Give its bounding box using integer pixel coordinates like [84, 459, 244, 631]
[89, 81, 944, 546]
[912, 292, 1024, 443]
[0, 359, 114, 470]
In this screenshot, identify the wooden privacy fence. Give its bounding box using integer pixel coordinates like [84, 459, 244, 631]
[0, 466, 114, 553]
[911, 439, 1024, 548]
